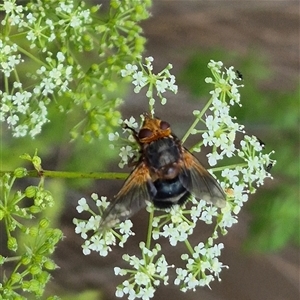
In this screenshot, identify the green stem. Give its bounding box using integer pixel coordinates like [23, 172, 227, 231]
[16, 45, 45, 66]
[209, 162, 247, 173]
[3, 256, 22, 263]
[181, 96, 214, 143]
[146, 208, 154, 249]
[0, 170, 128, 180]
[184, 239, 194, 256]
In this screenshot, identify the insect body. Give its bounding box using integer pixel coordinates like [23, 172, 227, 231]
[236, 70, 243, 80]
[100, 115, 226, 229]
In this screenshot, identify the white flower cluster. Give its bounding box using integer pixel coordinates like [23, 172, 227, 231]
[34, 52, 74, 96]
[108, 116, 143, 168]
[0, 0, 96, 138]
[73, 194, 134, 257]
[197, 61, 245, 166]
[0, 51, 74, 137]
[1, 0, 25, 26]
[73, 60, 276, 299]
[217, 134, 274, 233]
[115, 242, 172, 300]
[54, 0, 93, 48]
[238, 135, 274, 188]
[151, 195, 236, 246]
[159, 219, 194, 246]
[0, 41, 23, 77]
[175, 240, 228, 291]
[1, 0, 92, 49]
[121, 57, 178, 113]
[151, 204, 195, 246]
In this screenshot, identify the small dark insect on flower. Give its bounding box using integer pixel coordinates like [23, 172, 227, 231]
[257, 137, 265, 149]
[256, 137, 274, 172]
[265, 162, 274, 173]
[236, 70, 243, 80]
[100, 115, 226, 230]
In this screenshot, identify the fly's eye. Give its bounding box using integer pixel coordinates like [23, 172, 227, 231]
[160, 121, 170, 130]
[138, 128, 153, 139]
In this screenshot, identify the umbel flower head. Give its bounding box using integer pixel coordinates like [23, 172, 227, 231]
[0, 0, 151, 140]
[73, 59, 275, 299]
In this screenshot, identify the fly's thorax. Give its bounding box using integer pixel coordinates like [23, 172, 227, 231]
[143, 137, 182, 171]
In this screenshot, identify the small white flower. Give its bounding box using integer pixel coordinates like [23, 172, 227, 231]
[82, 240, 91, 255]
[156, 78, 168, 93]
[140, 286, 155, 300]
[205, 114, 221, 131]
[167, 75, 178, 93]
[123, 116, 138, 129]
[193, 242, 206, 257]
[7, 114, 19, 126]
[70, 15, 81, 28]
[135, 271, 150, 285]
[116, 286, 124, 298]
[119, 220, 133, 235]
[108, 131, 119, 141]
[174, 268, 188, 285]
[91, 193, 99, 200]
[219, 210, 238, 228]
[200, 206, 218, 224]
[114, 267, 122, 275]
[118, 145, 134, 167]
[205, 77, 213, 83]
[207, 151, 223, 166]
[86, 215, 101, 231]
[199, 274, 214, 287]
[121, 64, 138, 77]
[156, 255, 169, 277]
[132, 71, 147, 87]
[202, 131, 216, 147]
[13, 124, 28, 137]
[56, 52, 65, 62]
[145, 56, 154, 70]
[185, 272, 199, 291]
[74, 219, 88, 239]
[76, 197, 89, 213]
[208, 60, 223, 72]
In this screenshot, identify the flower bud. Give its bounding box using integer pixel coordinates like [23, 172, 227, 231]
[39, 218, 49, 229]
[21, 254, 31, 265]
[29, 205, 42, 214]
[32, 155, 42, 169]
[135, 4, 144, 14]
[91, 123, 99, 132]
[25, 186, 37, 198]
[29, 226, 38, 237]
[10, 272, 22, 284]
[29, 264, 41, 275]
[14, 167, 27, 178]
[8, 236, 18, 251]
[83, 101, 91, 110]
[22, 279, 40, 293]
[44, 259, 57, 270]
[91, 5, 99, 13]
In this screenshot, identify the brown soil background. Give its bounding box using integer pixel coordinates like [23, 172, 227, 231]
[50, 2, 299, 300]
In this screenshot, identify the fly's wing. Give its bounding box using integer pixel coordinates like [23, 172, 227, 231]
[99, 162, 157, 230]
[178, 149, 226, 208]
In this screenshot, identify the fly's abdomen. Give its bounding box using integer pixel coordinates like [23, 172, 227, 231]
[153, 177, 190, 208]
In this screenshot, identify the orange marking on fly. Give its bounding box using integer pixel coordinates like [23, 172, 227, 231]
[138, 115, 171, 144]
